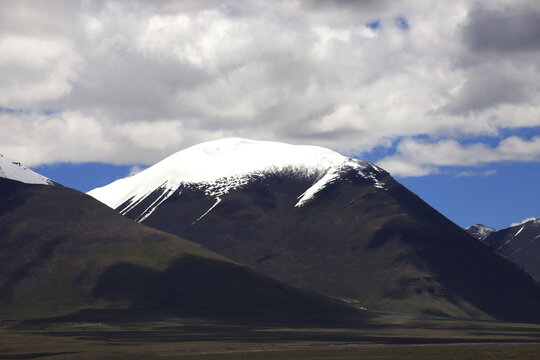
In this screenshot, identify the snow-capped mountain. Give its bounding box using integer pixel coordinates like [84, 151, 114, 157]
[465, 224, 496, 240]
[483, 217, 540, 279]
[89, 138, 386, 222]
[0, 155, 51, 185]
[88, 138, 540, 322]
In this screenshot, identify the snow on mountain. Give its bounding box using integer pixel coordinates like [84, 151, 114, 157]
[510, 217, 540, 227]
[88, 138, 386, 215]
[494, 218, 539, 250]
[465, 224, 496, 240]
[0, 155, 51, 185]
[483, 216, 540, 279]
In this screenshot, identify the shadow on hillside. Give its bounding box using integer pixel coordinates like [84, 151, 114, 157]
[368, 186, 540, 324]
[91, 255, 362, 322]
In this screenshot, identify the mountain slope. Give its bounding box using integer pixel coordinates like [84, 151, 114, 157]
[0, 176, 356, 321]
[483, 218, 540, 280]
[89, 138, 540, 323]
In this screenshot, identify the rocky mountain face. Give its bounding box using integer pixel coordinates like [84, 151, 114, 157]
[482, 218, 540, 280]
[0, 176, 355, 321]
[89, 138, 540, 323]
[466, 224, 497, 240]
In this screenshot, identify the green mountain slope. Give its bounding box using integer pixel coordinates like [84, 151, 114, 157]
[0, 178, 356, 321]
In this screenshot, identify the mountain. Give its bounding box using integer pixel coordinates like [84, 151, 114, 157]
[0, 169, 356, 321]
[89, 138, 540, 322]
[482, 218, 540, 280]
[466, 224, 496, 240]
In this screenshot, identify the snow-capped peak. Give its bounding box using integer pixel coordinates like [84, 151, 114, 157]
[510, 217, 540, 227]
[465, 224, 496, 240]
[88, 138, 385, 215]
[0, 155, 51, 185]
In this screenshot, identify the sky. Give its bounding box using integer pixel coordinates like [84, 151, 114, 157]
[1, 0, 539, 229]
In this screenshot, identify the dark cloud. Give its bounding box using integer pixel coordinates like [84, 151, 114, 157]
[463, 3, 540, 53]
[442, 64, 534, 115]
[300, 0, 387, 12]
[292, 0, 416, 26]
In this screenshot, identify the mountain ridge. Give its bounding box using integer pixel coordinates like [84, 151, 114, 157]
[482, 218, 540, 280]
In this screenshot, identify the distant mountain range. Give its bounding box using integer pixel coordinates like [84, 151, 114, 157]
[0, 156, 354, 321]
[89, 138, 540, 322]
[467, 219, 540, 280]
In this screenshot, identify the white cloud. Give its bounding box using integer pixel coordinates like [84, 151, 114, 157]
[127, 165, 145, 176]
[0, 35, 81, 104]
[0, 111, 232, 166]
[0, 0, 539, 169]
[455, 169, 497, 177]
[378, 136, 540, 177]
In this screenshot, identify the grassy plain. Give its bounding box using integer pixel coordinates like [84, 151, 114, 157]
[1, 311, 540, 359]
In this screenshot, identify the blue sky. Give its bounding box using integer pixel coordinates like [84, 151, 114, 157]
[2, 0, 540, 230]
[399, 162, 540, 229]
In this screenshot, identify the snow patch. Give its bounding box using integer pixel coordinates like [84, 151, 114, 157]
[192, 198, 222, 225]
[508, 248, 522, 257]
[0, 154, 51, 185]
[498, 227, 524, 250]
[510, 217, 539, 227]
[465, 224, 496, 240]
[136, 187, 175, 223]
[295, 158, 385, 207]
[296, 168, 340, 207]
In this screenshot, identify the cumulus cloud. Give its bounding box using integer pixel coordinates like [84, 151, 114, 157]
[0, 0, 539, 170]
[378, 136, 540, 177]
[0, 110, 214, 166]
[441, 63, 537, 115]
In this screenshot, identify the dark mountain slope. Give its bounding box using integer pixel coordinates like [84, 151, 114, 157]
[127, 169, 540, 322]
[483, 219, 540, 280]
[0, 177, 357, 321]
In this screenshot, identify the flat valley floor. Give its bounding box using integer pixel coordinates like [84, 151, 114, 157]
[2, 311, 540, 359]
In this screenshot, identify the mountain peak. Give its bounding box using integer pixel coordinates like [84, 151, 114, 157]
[0, 155, 51, 185]
[465, 224, 496, 240]
[483, 216, 540, 280]
[88, 138, 386, 212]
[510, 217, 540, 227]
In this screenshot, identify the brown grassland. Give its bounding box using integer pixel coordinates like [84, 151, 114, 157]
[2, 311, 540, 359]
